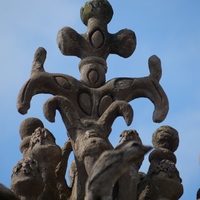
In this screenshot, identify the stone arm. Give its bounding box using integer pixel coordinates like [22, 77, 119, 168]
[57, 27, 136, 60]
[17, 47, 84, 115]
[100, 55, 169, 123]
[96, 100, 133, 139]
[17, 48, 168, 125]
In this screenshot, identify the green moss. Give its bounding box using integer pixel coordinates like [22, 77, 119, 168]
[80, 0, 113, 25]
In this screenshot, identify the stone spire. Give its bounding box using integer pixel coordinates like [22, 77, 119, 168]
[57, 0, 136, 88]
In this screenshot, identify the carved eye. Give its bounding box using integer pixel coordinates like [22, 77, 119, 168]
[54, 76, 71, 90]
[115, 79, 133, 89]
[90, 29, 104, 49]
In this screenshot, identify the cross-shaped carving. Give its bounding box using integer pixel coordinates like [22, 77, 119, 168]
[57, 0, 136, 88]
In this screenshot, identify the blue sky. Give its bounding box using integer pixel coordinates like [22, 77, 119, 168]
[1, 1, 200, 199]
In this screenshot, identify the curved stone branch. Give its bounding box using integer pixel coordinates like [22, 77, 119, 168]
[110, 29, 136, 58]
[56, 140, 72, 199]
[148, 55, 162, 81]
[106, 56, 168, 123]
[85, 141, 152, 200]
[58, 0, 136, 61]
[57, 27, 82, 58]
[43, 96, 80, 130]
[113, 77, 168, 123]
[17, 48, 82, 115]
[31, 47, 46, 74]
[97, 100, 133, 138]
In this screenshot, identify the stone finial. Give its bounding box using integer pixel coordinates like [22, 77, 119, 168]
[57, 0, 136, 87]
[138, 126, 183, 200]
[80, 0, 113, 26]
[19, 117, 44, 140]
[19, 118, 44, 157]
[152, 125, 179, 152]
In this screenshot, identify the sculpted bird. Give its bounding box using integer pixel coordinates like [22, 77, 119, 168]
[85, 141, 152, 200]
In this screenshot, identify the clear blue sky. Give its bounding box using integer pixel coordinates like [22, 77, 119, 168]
[1, 1, 200, 199]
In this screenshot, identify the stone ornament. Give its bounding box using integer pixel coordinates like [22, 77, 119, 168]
[137, 126, 183, 200]
[0, 0, 184, 200]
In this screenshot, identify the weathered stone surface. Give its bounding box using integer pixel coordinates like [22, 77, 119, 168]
[29, 127, 61, 200]
[10, 0, 183, 200]
[11, 158, 44, 200]
[152, 125, 179, 152]
[85, 141, 152, 200]
[138, 126, 183, 200]
[116, 130, 143, 200]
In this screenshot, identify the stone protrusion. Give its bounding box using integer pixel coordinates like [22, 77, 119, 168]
[138, 126, 183, 200]
[11, 158, 44, 200]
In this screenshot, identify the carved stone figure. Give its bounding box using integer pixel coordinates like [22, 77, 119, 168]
[11, 158, 44, 200]
[115, 130, 144, 200]
[4, 0, 184, 199]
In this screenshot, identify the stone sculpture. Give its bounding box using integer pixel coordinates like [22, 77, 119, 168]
[115, 130, 144, 200]
[1, 0, 184, 199]
[11, 157, 44, 200]
[137, 126, 183, 199]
